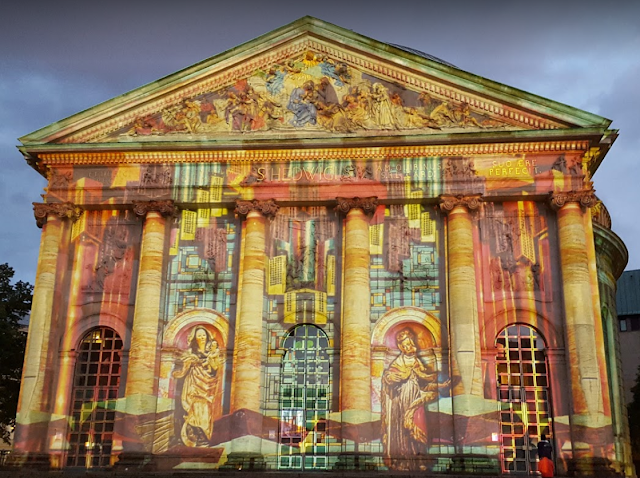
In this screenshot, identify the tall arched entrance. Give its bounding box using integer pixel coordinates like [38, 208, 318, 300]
[278, 324, 330, 470]
[496, 324, 553, 474]
[66, 327, 123, 468]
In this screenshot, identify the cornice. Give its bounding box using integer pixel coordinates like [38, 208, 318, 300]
[30, 138, 595, 169]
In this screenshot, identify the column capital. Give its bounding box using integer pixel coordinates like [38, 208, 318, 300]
[132, 199, 179, 218]
[33, 202, 83, 228]
[334, 197, 378, 215]
[234, 199, 279, 219]
[438, 194, 483, 214]
[549, 188, 597, 210]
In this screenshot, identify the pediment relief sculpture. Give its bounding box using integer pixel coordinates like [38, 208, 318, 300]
[100, 50, 515, 142]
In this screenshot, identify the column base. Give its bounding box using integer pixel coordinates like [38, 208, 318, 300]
[333, 452, 378, 470]
[4, 452, 51, 469]
[448, 454, 500, 474]
[113, 451, 152, 470]
[220, 452, 266, 470]
[568, 456, 620, 476]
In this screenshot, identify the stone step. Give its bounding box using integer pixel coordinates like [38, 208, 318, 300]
[0, 471, 617, 478]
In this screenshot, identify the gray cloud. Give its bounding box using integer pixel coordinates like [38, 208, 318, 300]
[2, 0, 639, 281]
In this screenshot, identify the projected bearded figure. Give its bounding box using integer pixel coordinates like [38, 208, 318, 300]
[173, 326, 221, 447]
[381, 328, 445, 470]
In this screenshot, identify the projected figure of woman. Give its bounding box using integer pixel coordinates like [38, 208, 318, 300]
[173, 326, 221, 447]
[381, 327, 447, 470]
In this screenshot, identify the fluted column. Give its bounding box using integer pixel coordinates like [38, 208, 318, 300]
[336, 197, 377, 425]
[14, 203, 81, 454]
[124, 200, 177, 425]
[551, 189, 608, 420]
[440, 195, 483, 399]
[231, 199, 278, 413]
[52, 209, 90, 424]
[440, 195, 483, 457]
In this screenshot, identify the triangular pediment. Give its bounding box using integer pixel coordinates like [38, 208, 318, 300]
[20, 16, 611, 148]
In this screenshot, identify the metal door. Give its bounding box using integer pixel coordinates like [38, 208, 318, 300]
[66, 327, 122, 468]
[278, 325, 330, 470]
[496, 325, 553, 474]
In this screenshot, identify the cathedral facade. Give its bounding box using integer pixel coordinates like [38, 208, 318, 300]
[14, 17, 633, 476]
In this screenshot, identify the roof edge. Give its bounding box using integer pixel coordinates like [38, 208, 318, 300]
[19, 16, 612, 146]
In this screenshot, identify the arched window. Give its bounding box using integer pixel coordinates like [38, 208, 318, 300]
[66, 327, 123, 468]
[279, 325, 330, 470]
[496, 324, 553, 475]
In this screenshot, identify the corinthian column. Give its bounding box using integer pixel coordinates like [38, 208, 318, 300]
[124, 200, 177, 429]
[231, 199, 278, 413]
[440, 195, 483, 458]
[14, 203, 81, 455]
[439, 195, 483, 399]
[336, 197, 377, 425]
[551, 189, 609, 420]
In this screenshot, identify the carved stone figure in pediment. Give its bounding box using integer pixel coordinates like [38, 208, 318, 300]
[105, 48, 514, 142]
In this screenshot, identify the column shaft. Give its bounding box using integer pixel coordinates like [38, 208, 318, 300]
[231, 210, 266, 413]
[341, 208, 372, 422]
[125, 211, 167, 414]
[446, 205, 482, 397]
[52, 228, 88, 419]
[14, 214, 64, 452]
[557, 202, 604, 416]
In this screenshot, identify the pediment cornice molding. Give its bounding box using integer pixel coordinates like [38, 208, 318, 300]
[31, 37, 573, 146]
[35, 139, 592, 168]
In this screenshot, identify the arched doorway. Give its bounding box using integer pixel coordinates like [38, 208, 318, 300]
[278, 324, 330, 470]
[496, 324, 553, 474]
[66, 327, 123, 468]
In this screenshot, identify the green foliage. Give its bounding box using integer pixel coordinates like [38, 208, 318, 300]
[0, 263, 32, 444]
[629, 364, 640, 461]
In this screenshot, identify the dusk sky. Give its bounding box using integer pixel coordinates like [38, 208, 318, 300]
[1, 0, 639, 284]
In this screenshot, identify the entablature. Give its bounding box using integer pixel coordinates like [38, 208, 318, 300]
[35, 138, 600, 211]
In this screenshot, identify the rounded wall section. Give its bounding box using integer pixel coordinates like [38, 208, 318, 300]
[593, 224, 634, 476]
[592, 198, 613, 230]
[594, 224, 628, 286]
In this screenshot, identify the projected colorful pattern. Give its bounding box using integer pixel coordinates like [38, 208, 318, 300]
[14, 16, 631, 475]
[14, 149, 620, 476]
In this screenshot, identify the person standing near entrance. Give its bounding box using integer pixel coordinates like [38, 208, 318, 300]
[537, 434, 554, 477]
